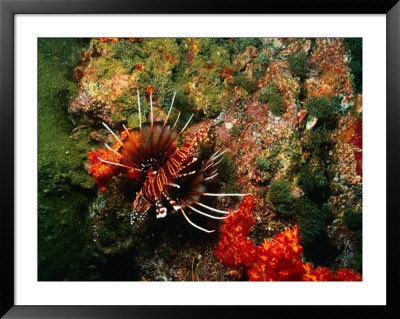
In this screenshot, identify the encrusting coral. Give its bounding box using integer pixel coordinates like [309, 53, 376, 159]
[37, 37, 363, 281]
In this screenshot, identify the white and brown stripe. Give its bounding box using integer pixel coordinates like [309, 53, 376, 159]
[98, 89, 248, 232]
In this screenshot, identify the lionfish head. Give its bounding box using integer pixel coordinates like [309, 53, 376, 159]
[132, 190, 152, 215]
[130, 190, 152, 226]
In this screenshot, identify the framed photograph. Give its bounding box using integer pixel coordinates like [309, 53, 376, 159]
[1, 0, 399, 318]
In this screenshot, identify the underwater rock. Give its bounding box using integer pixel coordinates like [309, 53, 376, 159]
[90, 131, 106, 143]
[38, 37, 363, 281]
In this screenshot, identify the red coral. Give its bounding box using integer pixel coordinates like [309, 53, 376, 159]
[215, 195, 362, 281]
[88, 137, 141, 191]
[205, 62, 216, 70]
[97, 38, 119, 43]
[214, 195, 257, 268]
[248, 226, 307, 281]
[221, 67, 233, 77]
[146, 86, 155, 95]
[129, 38, 143, 43]
[88, 148, 121, 192]
[334, 268, 362, 281]
[73, 67, 85, 83]
[306, 266, 336, 281]
[247, 226, 362, 281]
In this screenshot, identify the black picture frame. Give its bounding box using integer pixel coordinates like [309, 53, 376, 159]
[1, 0, 399, 318]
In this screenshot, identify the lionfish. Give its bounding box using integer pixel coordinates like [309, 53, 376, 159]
[97, 90, 247, 233]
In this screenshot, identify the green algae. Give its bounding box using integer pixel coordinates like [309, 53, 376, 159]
[268, 179, 293, 217]
[113, 39, 145, 73]
[269, 179, 291, 204]
[288, 52, 310, 78]
[256, 156, 271, 172]
[305, 96, 337, 124]
[235, 74, 258, 94]
[92, 56, 125, 79]
[234, 38, 260, 52]
[91, 37, 232, 123]
[217, 154, 239, 194]
[38, 191, 99, 280]
[260, 83, 286, 116]
[90, 179, 140, 255]
[228, 125, 243, 138]
[127, 112, 146, 128]
[38, 38, 99, 280]
[295, 198, 337, 267]
[298, 159, 329, 204]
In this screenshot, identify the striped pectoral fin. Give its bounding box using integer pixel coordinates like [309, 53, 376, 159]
[182, 196, 232, 215]
[159, 113, 180, 154]
[166, 182, 180, 188]
[187, 191, 250, 198]
[125, 122, 179, 170]
[197, 148, 228, 175]
[173, 155, 198, 175]
[155, 199, 167, 219]
[174, 170, 197, 179]
[121, 125, 144, 164]
[153, 124, 179, 157]
[136, 89, 178, 160]
[180, 198, 232, 220]
[101, 123, 142, 166]
[163, 113, 194, 153]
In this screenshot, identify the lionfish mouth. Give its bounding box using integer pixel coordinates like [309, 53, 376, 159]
[97, 89, 249, 233]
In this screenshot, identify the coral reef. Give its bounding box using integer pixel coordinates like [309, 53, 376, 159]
[215, 196, 361, 281]
[87, 140, 141, 192]
[38, 37, 363, 281]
